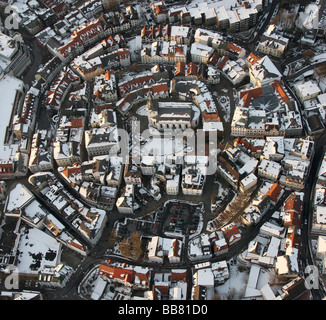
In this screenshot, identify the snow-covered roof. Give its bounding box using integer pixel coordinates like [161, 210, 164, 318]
[316, 205, 326, 224]
[194, 267, 214, 287]
[265, 236, 281, 258]
[191, 42, 214, 58]
[261, 283, 276, 300]
[295, 80, 321, 99]
[259, 159, 282, 177]
[241, 173, 258, 187]
[16, 227, 61, 275]
[6, 183, 34, 213]
[244, 264, 262, 298]
[317, 236, 326, 254]
[0, 75, 24, 161]
[250, 56, 282, 84]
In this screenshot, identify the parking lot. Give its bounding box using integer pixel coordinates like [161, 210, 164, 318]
[114, 200, 205, 241]
[159, 201, 204, 238]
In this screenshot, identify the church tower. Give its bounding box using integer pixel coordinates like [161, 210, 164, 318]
[147, 93, 158, 127]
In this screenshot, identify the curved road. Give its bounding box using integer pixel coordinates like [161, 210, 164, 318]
[301, 131, 326, 300]
[44, 127, 326, 300]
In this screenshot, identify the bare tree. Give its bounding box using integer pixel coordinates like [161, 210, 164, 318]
[303, 49, 315, 61]
[131, 62, 139, 72]
[130, 231, 143, 260]
[105, 0, 120, 12]
[130, 231, 141, 245]
[108, 228, 120, 243]
[270, 14, 280, 26]
[314, 63, 326, 82]
[212, 292, 221, 300]
[285, 11, 296, 30]
[119, 238, 132, 259]
[228, 288, 237, 300]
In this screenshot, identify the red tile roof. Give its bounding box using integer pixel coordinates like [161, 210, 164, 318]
[153, 285, 169, 300]
[0, 163, 14, 174]
[272, 81, 290, 104]
[99, 264, 150, 287]
[217, 56, 229, 70]
[266, 183, 283, 203]
[222, 224, 241, 245]
[246, 52, 260, 66]
[57, 19, 104, 59]
[171, 239, 180, 257]
[46, 67, 79, 107]
[284, 193, 303, 214]
[240, 87, 263, 108]
[118, 74, 155, 96]
[171, 270, 187, 282]
[69, 240, 84, 251]
[152, 82, 168, 93]
[187, 62, 198, 76]
[203, 110, 220, 120]
[234, 138, 264, 154]
[283, 193, 302, 228]
[175, 61, 185, 76]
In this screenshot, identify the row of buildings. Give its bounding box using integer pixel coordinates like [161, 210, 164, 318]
[96, 260, 188, 300]
[237, 190, 307, 299]
[93, 253, 308, 300]
[91, 196, 309, 300]
[27, 171, 107, 247]
[0, 181, 88, 286]
[0, 77, 40, 180]
[188, 223, 240, 261]
[0, 0, 120, 288]
[149, 0, 262, 33]
[310, 151, 326, 277]
[215, 136, 314, 195]
[311, 152, 326, 237]
[140, 26, 247, 67]
[4, 183, 87, 254]
[33, 4, 140, 63]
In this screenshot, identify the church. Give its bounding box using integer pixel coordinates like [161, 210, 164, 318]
[146, 94, 200, 131]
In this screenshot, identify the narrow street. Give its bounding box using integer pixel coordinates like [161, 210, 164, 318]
[301, 131, 326, 300]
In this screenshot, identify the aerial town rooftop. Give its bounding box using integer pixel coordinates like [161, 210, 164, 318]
[0, 0, 325, 304]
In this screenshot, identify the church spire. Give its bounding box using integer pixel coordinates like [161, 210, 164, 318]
[147, 92, 154, 111]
